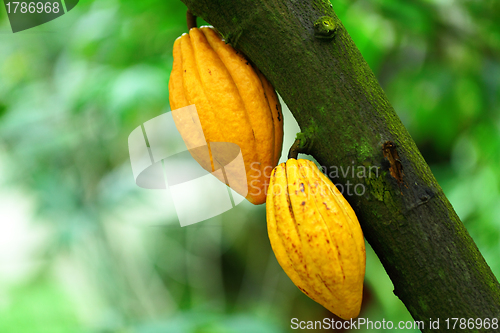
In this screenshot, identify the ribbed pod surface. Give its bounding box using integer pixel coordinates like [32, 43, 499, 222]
[169, 27, 284, 205]
[266, 159, 366, 319]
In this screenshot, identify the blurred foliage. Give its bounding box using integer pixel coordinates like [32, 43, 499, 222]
[0, 0, 499, 332]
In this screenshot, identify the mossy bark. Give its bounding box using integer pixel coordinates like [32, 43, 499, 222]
[179, 0, 500, 329]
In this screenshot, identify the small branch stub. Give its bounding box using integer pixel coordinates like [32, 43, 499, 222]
[382, 141, 406, 194]
[314, 16, 337, 39]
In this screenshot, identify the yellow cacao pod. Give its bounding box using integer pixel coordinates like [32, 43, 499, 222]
[266, 159, 366, 319]
[168, 26, 284, 205]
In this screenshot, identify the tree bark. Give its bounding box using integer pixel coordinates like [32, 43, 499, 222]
[179, 0, 500, 330]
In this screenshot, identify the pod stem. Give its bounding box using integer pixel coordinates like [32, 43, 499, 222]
[288, 132, 315, 159]
[288, 139, 301, 159]
[187, 10, 197, 30]
[287, 139, 305, 159]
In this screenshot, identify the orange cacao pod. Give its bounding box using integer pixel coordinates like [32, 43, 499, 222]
[168, 26, 283, 205]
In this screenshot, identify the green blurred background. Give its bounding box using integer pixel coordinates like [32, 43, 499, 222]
[0, 0, 499, 332]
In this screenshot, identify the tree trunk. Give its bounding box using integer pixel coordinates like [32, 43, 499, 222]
[179, 0, 500, 329]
